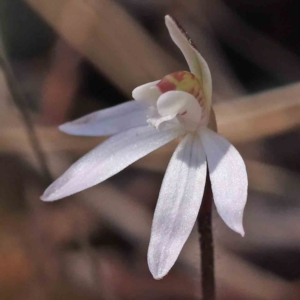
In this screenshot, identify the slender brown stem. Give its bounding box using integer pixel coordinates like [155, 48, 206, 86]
[0, 30, 52, 183]
[0, 23, 53, 300]
[197, 177, 215, 300]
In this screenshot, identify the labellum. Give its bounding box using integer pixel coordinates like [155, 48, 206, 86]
[156, 71, 204, 108]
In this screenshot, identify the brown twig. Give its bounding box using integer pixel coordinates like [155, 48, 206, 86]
[0, 29, 52, 183]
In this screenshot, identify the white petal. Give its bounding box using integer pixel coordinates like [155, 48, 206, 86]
[157, 91, 202, 131]
[148, 113, 177, 129]
[148, 134, 207, 279]
[132, 80, 161, 106]
[59, 100, 148, 136]
[200, 128, 248, 235]
[41, 126, 184, 201]
[165, 15, 212, 108]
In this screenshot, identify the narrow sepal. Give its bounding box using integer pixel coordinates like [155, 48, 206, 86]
[165, 15, 212, 110]
[41, 126, 184, 201]
[59, 100, 148, 136]
[200, 128, 248, 235]
[148, 134, 207, 279]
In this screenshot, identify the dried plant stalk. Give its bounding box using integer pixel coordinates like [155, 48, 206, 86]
[25, 0, 181, 96]
[2, 80, 300, 155]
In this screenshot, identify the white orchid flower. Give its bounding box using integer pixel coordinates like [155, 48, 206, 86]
[41, 15, 248, 279]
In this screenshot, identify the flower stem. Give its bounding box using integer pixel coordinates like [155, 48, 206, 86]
[197, 177, 215, 300]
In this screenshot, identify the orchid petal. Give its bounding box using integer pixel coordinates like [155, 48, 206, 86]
[59, 100, 148, 136]
[132, 80, 161, 106]
[165, 15, 212, 109]
[157, 90, 202, 131]
[200, 128, 248, 235]
[41, 126, 184, 201]
[148, 113, 177, 129]
[148, 134, 207, 279]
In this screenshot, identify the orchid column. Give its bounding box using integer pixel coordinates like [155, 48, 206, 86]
[41, 15, 248, 299]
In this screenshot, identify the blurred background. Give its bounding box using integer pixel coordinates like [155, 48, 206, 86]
[1, 0, 300, 299]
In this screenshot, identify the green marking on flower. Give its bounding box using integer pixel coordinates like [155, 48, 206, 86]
[156, 71, 203, 106]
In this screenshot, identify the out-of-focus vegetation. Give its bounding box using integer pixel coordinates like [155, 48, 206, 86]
[1, 0, 300, 299]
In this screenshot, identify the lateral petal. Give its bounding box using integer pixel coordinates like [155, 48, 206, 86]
[148, 134, 207, 279]
[200, 128, 248, 235]
[59, 100, 148, 136]
[41, 126, 184, 201]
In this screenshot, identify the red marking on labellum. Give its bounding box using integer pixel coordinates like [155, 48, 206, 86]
[157, 80, 176, 93]
[156, 71, 204, 107]
[172, 71, 186, 82]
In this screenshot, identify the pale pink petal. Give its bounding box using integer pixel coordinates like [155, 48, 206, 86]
[148, 134, 207, 279]
[200, 128, 248, 235]
[41, 126, 184, 201]
[59, 100, 148, 136]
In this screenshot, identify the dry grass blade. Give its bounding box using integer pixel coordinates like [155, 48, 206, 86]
[204, 0, 300, 82]
[2, 81, 300, 155]
[215, 82, 300, 143]
[25, 0, 181, 96]
[246, 160, 300, 199]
